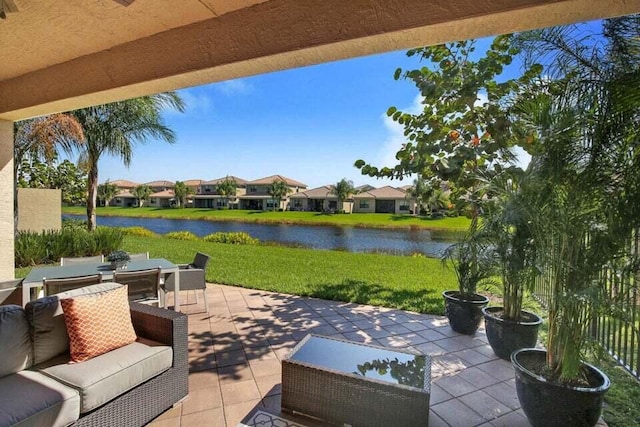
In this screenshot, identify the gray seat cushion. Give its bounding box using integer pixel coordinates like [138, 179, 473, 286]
[0, 305, 32, 378]
[0, 370, 80, 427]
[25, 283, 123, 364]
[40, 339, 172, 413]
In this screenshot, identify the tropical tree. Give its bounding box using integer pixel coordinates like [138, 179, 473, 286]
[216, 176, 238, 209]
[405, 176, 434, 215]
[511, 16, 640, 383]
[18, 157, 87, 206]
[173, 181, 193, 208]
[330, 178, 355, 213]
[97, 180, 118, 207]
[132, 185, 152, 208]
[355, 36, 542, 223]
[268, 180, 292, 211]
[13, 114, 84, 232]
[70, 93, 185, 230]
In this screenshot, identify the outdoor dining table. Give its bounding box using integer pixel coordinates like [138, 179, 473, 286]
[22, 258, 182, 311]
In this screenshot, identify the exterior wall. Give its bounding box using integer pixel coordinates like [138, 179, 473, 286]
[17, 188, 62, 232]
[353, 198, 375, 213]
[395, 199, 414, 215]
[111, 196, 138, 207]
[289, 198, 307, 211]
[149, 197, 173, 208]
[0, 121, 13, 279]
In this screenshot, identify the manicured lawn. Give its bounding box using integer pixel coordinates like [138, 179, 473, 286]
[17, 235, 457, 314]
[62, 206, 471, 233]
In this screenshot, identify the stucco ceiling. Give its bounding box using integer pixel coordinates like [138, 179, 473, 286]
[1, 0, 638, 121]
[1, 0, 269, 81]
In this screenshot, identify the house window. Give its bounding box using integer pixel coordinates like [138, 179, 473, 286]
[115, 198, 121, 203]
[293, 200, 302, 208]
[249, 186, 257, 193]
[216, 200, 226, 207]
[151, 199, 156, 204]
[399, 202, 410, 211]
[329, 201, 337, 209]
[204, 187, 211, 192]
[359, 201, 369, 209]
[266, 200, 276, 208]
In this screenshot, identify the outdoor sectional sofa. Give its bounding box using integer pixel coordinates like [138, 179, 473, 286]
[0, 283, 188, 427]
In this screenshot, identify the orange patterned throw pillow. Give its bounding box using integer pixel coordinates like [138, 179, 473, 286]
[60, 286, 137, 363]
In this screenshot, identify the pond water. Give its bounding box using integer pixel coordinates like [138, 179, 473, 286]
[64, 214, 454, 257]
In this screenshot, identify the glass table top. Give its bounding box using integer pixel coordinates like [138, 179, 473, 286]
[288, 335, 427, 389]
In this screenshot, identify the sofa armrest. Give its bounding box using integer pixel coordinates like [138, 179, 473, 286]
[129, 302, 188, 368]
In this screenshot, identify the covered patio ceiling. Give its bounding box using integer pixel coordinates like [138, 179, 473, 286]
[1, 0, 638, 121]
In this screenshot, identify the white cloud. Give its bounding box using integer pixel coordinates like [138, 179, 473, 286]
[214, 79, 253, 96]
[171, 87, 214, 115]
[377, 94, 423, 169]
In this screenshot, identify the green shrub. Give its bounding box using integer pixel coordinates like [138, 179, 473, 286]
[120, 226, 158, 238]
[15, 231, 47, 266]
[62, 218, 88, 230]
[14, 227, 123, 267]
[203, 232, 259, 245]
[165, 231, 199, 241]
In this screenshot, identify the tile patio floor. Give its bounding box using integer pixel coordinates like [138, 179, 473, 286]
[149, 284, 536, 427]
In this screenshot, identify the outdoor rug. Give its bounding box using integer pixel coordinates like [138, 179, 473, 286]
[237, 409, 308, 427]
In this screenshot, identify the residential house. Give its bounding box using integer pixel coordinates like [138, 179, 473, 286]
[144, 181, 175, 208]
[353, 186, 415, 214]
[193, 176, 248, 209]
[239, 175, 307, 210]
[289, 185, 354, 213]
[108, 179, 139, 207]
[183, 179, 203, 207]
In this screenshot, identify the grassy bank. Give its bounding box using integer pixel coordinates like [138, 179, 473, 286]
[62, 206, 471, 234]
[17, 234, 456, 314]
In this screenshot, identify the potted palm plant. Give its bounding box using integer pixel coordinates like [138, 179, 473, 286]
[441, 223, 491, 335]
[479, 169, 543, 359]
[507, 18, 640, 423]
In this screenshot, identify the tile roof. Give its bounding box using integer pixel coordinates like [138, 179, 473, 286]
[290, 185, 337, 199]
[144, 180, 175, 187]
[353, 186, 408, 199]
[246, 175, 307, 188]
[183, 179, 203, 186]
[114, 190, 136, 198]
[201, 176, 248, 186]
[108, 179, 139, 188]
[150, 190, 175, 198]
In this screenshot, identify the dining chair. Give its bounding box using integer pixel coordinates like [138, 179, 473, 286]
[114, 268, 161, 304]
[60, 255, 104, 266]
[0, 278, 24, 306]
[127, 252, 149, 261]
[161, 252, 210, 314]
[43, 274, 103, 296]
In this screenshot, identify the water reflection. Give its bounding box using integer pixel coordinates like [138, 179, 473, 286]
[64, 214, 453, 257]
[355, 356, 427, 388]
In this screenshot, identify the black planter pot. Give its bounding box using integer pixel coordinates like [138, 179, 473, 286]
[442, 290, 489, 335]
[511, 348, 610, 427]
[483, 307, 542, 360]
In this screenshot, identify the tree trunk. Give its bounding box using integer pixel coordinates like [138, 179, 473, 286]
[86, 162, 98, 231]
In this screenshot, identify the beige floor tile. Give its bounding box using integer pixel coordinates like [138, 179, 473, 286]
[249, 358, 282, 378]
[188, 368, 220, 390]
[181, 408, 225, 427]
[224, 399, 263, 426]
[221, 379, 261, 405]
[254, 373, 282, 397]
[218, 363, 254, 384]
[182, 386, 223, 414]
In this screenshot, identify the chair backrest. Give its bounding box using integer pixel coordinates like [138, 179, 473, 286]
[128, 252, 149, 261]
[192, 252, 211, 270]
[60, 255, 104, 266]
[43, 274, 103, 296]
[114, 268, 161, 302]
[0, 278, 24, 306]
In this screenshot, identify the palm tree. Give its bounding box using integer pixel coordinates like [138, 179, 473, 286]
[216, 176, 238, 209]
[331, 178, 355, 213]
[13, 114, 84, 233]
[268, 180, 292, 211]
[97, 180, 118, 207]
[132, 185, 152, 208]
[173, 181, 193, 208]
[405, 177, 434, 215]
[68, 93, 184, 229]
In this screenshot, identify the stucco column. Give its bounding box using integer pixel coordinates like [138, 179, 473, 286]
[0, 120, 14, 280]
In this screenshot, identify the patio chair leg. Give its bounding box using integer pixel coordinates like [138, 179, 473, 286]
[203, 288, 209, 315]
[194, 290, 199, 304]
[164, 292, 169, 309]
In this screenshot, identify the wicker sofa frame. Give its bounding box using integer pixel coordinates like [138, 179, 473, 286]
[72, 302, 188, 427]
[281, 334, 431, 427]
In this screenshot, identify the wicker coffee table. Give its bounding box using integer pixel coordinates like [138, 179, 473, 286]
[281, 334, 431, 427]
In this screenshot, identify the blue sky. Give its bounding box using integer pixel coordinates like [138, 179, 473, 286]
[98, 37, 520, 189]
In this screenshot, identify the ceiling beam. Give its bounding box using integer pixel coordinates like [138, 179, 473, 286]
[1, 0, 638, 121]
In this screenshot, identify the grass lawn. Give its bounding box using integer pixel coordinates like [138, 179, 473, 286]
[62, 206, 471, 234]
[17, 234, 456, 315]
